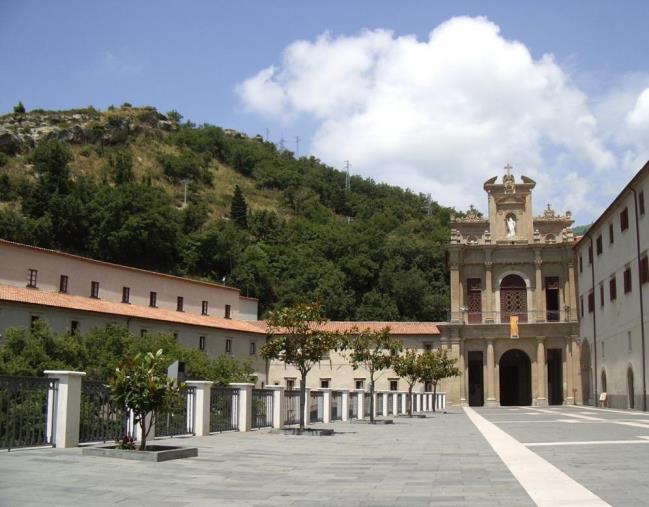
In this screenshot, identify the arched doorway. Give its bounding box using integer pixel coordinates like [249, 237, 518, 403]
[500, 274, 528, 323]
[580, 339, 592, 404]
[627, 367, 635, 409]
[499, 349, 532, 406]
[601, 369, 607, 393]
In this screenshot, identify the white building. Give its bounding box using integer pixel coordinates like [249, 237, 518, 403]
[575, 161, 649, 409]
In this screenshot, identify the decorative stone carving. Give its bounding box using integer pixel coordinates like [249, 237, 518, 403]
[506, 214, 517, 237]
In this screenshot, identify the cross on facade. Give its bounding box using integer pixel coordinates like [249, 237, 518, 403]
[504, 164, 512, 176]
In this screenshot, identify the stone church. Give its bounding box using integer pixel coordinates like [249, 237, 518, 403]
[437, 168, 581, 406]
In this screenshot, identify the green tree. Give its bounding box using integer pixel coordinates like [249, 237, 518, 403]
[343, 327, 402, 422]
[230, 185, 248, 228]
[110, 349, 180, 450]
[392, 349, 421, 417]
[109, 149, 135, 185]
[13, 101, 25, 114]
[166, 110, 183, 123]
[418, 349, 460, 412]
[261, 302, 341, 430]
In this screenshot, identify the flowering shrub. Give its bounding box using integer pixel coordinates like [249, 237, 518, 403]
[115, 435, 135, 450]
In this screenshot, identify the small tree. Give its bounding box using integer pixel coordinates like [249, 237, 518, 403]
[392, 349, 420, 417]
[166, 110, 183, 123]
[261, 303, 341, 430]
[13, 101, 25, 114]
[344, 327, 402, 422]
[110, 349, 180, 450]
[230, 184, 248, 228]
[418, 349, 460, 412]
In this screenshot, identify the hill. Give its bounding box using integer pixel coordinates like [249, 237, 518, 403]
[0, 104, 452, 320]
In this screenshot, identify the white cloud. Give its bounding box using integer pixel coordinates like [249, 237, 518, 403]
[238, 16, 625, 222]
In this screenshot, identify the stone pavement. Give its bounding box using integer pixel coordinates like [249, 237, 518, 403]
[0, 409, 532, 507]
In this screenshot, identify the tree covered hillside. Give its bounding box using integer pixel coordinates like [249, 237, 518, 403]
[0, 105, 453, 320]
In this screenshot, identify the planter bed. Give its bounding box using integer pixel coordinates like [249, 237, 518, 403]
[82, 444, 198, 462]
[272, 428, 335, 436]
[350, 419, 394, 424]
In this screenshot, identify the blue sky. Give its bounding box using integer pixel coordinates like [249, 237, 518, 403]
[2, 1, 648, 223]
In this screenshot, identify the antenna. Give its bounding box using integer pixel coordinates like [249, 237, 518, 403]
[344, 160, 351, 191]
[279, 137, 285, 151]
[295, 136, 300, 158]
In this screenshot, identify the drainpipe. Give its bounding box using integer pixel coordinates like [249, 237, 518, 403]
[585, 231, 598, 405]
[632, 188, 647, 411]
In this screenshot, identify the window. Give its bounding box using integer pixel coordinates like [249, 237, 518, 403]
[140, 329, 147, 337]
[640, 190, 645, 216]
[601, 341, 605, 359]
[30, 315, 39, 329]
[610, 276, 617, 301]
[641, 255, 649, 285]
[70, 320, 79, 334]
[320, 379, 330, 389]
[579, 255, 583, 273]
[587, 292, 594, 313]
[621, 207, 629, 231]
[224, 304, 231, 319]
[423, 343, 432, 351]
[588, 246, 593, 265]
[176, 296, 184, 312]
[173, 332, 178, 341]
[355, 379, 365, 390]
[59, 275, 68, 293]
[90, 281, 99, 298]
[580, 295, 584, 317]
[122, 286, 130, 303]
[199, 336, 206, 351]
[27, 269, 38, 288]
[624, 266, 632, 294]
[599, 283, 604, 307]
[201, 300, 208, 316]
[596, 235, 602, 255]
[389, 380, 398, 391]
[628, 331, 633, 352]
[424, 381, 432, 392]
[286, 379, 295, 390]
[609, 223, 614, 244]
[225, 339, 232, 353]
[149, 291, 157, 308]
[249, 342, 256, 355]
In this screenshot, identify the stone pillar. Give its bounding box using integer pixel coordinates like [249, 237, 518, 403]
[401, 393, 407, 414]
[321, 389, 332, 423]
[266, 385, 285, 429]
[484, 259, 494, 323]
[415, 393, 421, 412]
[304, 388, 312, 425]
[567, 261, 577, 320]
[450, 254, 462, 322]
[564, 339, 574, 405]
[132, 411, 154, 443]
[454, 340, 467, 406]
[341, 390, 349, 422]
[535, 338, 548, 406]
[382, 392, 389, 416]
[230, 382, 254, 432]
[186, 381, 213, 436]
[534, 251, 544, 322]
[371, 392, 378, 418]
[485, 339, 498, 406]
[392, 392, 399, 415]
[44, 370, 85, 448]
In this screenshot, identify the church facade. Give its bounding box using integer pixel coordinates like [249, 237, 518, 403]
[438, 169, 581, 406]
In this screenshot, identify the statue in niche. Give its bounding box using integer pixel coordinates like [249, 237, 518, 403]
[506, 215, 517, 237]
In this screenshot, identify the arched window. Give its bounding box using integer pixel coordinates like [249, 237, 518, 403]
[500, 274, 528, 323]
[601, 369, 607, 393]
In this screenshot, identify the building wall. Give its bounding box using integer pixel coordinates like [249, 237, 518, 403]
[0, 301, 268, 385]
[575, 166, 649, 408]
[0, 240, 258, 320]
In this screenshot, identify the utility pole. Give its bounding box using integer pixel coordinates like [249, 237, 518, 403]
[295, 136, 300, 158]
[344, 160, 351, 191]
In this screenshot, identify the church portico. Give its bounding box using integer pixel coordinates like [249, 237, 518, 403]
[442, 167, 581, 407]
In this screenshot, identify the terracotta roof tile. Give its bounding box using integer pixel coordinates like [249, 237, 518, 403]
[249, 320, 439, 335]
[0, 285, 265, 335]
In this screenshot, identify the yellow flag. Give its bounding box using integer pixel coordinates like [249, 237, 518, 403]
[510, 315, 519, 339]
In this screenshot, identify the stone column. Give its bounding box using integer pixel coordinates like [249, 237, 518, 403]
[266, 385, 285, 429]
[565, 338, 575, 405]
[535, 338, 548, 406]
[453, 339, 467, 406]
[321, 388, 332, 423]
[382, 392, 389, 416]
[44, 370, 85, 448]
[567, 261, 577, 320]
[230, 382, 254, 432]
[340, 390, 349, 421]
[450, 252, 462, 322]
[392, 392, 399, 415]
[415, 393, 421, 412]
[534, 250, 544, 322]
[186, 381, 213, 436]
[485, 339, 498, 406]
[400, 393, 406, 414]
[372, 391, 379, 419]
[484, 258, 494, 323]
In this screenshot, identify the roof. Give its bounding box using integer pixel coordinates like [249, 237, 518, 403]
[0, 285, 266, 335]
[248, 320, 439, 335]
[574, 160, 649, 249]
[0, 239, 243, 295]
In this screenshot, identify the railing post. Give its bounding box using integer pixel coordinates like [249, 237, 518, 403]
[340, 390, 349, 421]
[401, 393, 407, 414]
[392, 392, 399, 415]
[356, 389, 365, 419]
[186, 381, 213, 436]
[132, 411, 155, 442]
[382, 392, 389, 417]
[372, 392, 378, 419]
[230, 382, 254, 432]
[44, 370, 86, 448]
[415, 393, 421, 412]
[266, 385, 285, 429]
[303, 387, 311, 425]
[321, 388, 332, 423]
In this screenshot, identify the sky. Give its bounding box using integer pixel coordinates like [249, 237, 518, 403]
[1, 0, 649, 225]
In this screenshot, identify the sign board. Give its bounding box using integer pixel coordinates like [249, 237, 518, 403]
[599, 392, 607, 402]
[510, 315, 519, 339]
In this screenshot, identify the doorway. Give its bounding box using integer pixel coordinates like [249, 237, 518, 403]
[628, 367, 635, 409]
[468, 351, 484, 407]
[547, 348, 563, 405]
[545, 277, 560, 322]
[499, 349, 532, 405]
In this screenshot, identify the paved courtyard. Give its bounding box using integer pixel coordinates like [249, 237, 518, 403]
[1, 405, 649, 506]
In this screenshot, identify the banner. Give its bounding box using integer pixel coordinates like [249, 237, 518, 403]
[510, 315, 519, 339]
